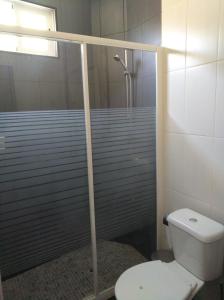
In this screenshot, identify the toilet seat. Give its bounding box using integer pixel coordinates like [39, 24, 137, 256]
[115, 260, 203, 300]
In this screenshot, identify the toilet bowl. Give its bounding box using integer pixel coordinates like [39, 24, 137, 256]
[115, 260, 203, 300]
[115, 209, 224, 300]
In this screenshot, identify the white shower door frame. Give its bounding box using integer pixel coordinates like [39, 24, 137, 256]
[0, 24, 164, 300]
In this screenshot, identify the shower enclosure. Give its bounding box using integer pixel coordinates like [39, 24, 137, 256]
[0, 24, 163, 300]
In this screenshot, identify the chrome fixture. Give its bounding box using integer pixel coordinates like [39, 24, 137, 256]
[113, 51, 133, 108]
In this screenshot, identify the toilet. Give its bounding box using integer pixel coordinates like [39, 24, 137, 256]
[115, 208, 224, 300]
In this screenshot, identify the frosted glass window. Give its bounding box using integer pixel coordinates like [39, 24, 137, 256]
[0, 0, 57, 57]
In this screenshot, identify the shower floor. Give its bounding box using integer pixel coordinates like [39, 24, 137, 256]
[2, 240, 147, 300]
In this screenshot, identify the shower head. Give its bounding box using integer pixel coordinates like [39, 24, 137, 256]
[113, 54, 128, 72]
[113, 54, 121, 62]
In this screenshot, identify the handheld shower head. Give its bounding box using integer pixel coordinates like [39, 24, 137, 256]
[113, 53, 133, 109]
[113, 54, 128, 72]
[113, 54, 121, 62]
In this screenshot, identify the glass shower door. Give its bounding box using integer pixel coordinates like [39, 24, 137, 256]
[0, 40, 94, 300]
[89, 45, 157, 297]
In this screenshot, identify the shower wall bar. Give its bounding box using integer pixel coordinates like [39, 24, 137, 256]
[0, 25, 158, 51]
[81, 43, 98, 296]
[0, 24, 164, 300]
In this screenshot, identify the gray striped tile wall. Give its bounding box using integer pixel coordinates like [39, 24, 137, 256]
[0, 107, 156, 278]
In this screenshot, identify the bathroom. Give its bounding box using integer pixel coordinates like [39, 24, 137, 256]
[0, 0, 224, 299]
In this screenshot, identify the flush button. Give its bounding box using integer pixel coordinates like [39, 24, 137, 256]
[189, 218, 198, 223]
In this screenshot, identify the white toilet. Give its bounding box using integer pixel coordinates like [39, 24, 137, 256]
[115, 208, 224, 300]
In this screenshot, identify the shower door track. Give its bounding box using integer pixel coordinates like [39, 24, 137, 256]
[0, 24, 164, 300]
[83, 286, 115, 300]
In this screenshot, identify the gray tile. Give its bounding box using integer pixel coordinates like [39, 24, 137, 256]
[126, 26, 143, 43]
[27, 0, 60, 7]
[126, 0, 145, 30]
[91, 0, 101, 36]
[8, 54, 40, 82]
[37, 49, 66, 83]
[126, 49, 134, 74]
[87, 46, 94, 69]
[197, 283, 221, 300]
[90, 46, 109, 108]
[142, 75, 156, 107]
[101, 0, 124, 36]
[142, 0, 161, 22]
[89, 82, 103, 108]
[133, 77, 143, 107]
[142, 16, 161, 45]
[0, 52, 9, 66]
[142, 52, 156, 77]
[108, 81, 126, 108]
[14, 80, 41, 111]
[3, 241, 146, 300]
[60, 0, 91, 35]
[106, 32, 125, 40]
[0, 79, 15, 112]
[65, 44, 82, 83]
[126, 0, 161, 30]
[67, 82, 84, 109]
[0, 65, 11, 80]
[40, 81, 67, 109]
[106, 40, 126, 83]
[132, 49, 143, 79]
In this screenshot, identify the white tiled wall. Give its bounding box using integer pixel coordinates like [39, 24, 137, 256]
[161, 0, 224, 246]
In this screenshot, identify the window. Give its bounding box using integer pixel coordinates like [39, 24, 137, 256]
[0, 0, 57, 57]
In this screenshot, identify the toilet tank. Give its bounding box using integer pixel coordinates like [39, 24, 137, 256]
[167, 209, 224, 281]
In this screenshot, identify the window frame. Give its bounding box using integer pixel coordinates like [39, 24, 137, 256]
[0, 0, 58, 57]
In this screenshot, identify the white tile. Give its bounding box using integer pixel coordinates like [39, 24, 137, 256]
[183, 135, 214, 204]
[186, 63, 216, 136]
[218, 0, 224, 60]
[215, 61, 224, 138]
[167, 69, 186, 133]
[211, 206, 224, 224]
[165, 133, 185, 193]
[211, 138, 224, 213]
[162, 0, 184, 12]
[165, 188, 186, 213]
[162, 0, 187, 71]
[186, 0, 220, 67]
[165, 188, 211, 218]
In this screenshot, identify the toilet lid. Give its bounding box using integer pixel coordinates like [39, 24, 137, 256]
[115, 261, 197, 300]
